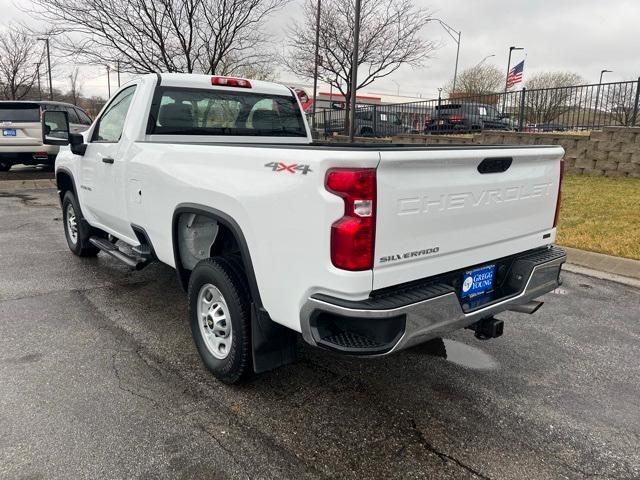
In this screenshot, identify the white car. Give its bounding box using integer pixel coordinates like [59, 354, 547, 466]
[43, 73, 566, 383]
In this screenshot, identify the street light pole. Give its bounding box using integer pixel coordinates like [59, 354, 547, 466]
[474, 54, 495, 69]
[117, 59, 121, 87]
[392, 80, 400, 96]
[37, 37, 53, 100]
[504, 46, 524, 95]
[594, 69, 612, 119]
[428, 19, 461, 94]
[311, 0, 322, 132]
[348, 0, 362, 142]
[503, 46, 524, 114]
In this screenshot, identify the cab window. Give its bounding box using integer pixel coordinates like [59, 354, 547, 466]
[91, 86, 136, 142]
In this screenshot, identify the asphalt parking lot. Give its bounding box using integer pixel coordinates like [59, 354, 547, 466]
[1, 186, 639, 480]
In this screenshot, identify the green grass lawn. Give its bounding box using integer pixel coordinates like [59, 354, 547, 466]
[557, 174, 640, 260]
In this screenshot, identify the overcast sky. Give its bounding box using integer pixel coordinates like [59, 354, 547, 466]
[2, 0, 639, 100]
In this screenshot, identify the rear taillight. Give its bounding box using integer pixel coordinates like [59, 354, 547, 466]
[326, 168, 376, 271]
[449, 115, 464, 122]
[211, 76, 252, 88]
[553, 159, 565, 228]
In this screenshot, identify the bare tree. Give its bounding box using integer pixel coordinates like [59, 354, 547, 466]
[446, 63, 502, 96]
[601, 82, 639, 126]
[0, 26, 39, 100]
[523, 71, 584, 124]
[285, 0, 436, 132]
[68, 68, 81, 105]
[29, 0, 286, 75]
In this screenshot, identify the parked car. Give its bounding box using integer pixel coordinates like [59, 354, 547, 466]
[524, 123, 567, 133]
[0, 101, 92, 171]
[324, 107, 412, 137]
[425, 102, 511, 134]
[44, 73, 566, 384]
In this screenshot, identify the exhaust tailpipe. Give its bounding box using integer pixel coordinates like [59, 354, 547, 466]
[509, 300, 544, 315]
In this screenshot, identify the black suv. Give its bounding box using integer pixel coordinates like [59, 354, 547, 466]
[425, 102, 511, 134]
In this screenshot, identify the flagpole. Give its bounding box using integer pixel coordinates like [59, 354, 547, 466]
[503, 46, 523, 114]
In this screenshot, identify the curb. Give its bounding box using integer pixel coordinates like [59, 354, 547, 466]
[561, 245, 640, 287]
[0, 179, 56, 190]
[563, 246, 640, 282]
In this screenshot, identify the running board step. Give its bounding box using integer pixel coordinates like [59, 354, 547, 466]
[89, 236, 151, 270]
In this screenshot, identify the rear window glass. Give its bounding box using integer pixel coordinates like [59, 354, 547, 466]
[435, 104, 462, 111]
[149, 88, 306, 137]
[0, 104, 39, 122]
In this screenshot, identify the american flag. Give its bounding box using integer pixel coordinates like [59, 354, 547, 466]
[506, 60, 525, 88]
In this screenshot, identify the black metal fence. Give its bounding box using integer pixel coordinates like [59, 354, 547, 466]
[308, 79, 640, 137]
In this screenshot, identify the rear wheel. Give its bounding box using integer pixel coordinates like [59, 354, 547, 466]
[62, 191, 100, 257]
[188, 257, 252, 384]
[0, 161, 11, 172]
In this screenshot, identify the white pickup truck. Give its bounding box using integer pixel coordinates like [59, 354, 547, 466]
[43, 73, 566, 383]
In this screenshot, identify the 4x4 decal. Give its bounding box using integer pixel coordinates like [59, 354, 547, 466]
[264, 162, 312, 175]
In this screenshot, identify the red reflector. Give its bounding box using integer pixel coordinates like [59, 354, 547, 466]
[553, 159, 565, 228]
[449, 115, 464, 121]
[326, 169, 376, 271]
[211, 76, 252, 88]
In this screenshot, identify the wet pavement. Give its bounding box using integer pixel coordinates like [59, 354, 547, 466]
[0, 165, 55, 181]
[1, 187, 639, 480]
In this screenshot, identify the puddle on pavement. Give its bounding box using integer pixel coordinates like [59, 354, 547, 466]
[410, 338, 498, 370]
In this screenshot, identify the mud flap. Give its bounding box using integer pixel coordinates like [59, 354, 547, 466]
[251, 305, 298, 374]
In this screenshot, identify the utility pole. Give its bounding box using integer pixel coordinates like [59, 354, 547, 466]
[34, 63, 42, 100]
[106, 65, 111, 97]
[311, 0, 321, 132]
[37, 37, 53, 100]
[348, 0, 362, 142]
[117, 59, 121, 87]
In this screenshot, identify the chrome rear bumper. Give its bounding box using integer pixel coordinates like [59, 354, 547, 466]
[300, 247, 566, 355]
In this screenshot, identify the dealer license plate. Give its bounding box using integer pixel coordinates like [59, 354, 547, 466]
[2, 129, 16, 136]
[461, 264, 496, 299]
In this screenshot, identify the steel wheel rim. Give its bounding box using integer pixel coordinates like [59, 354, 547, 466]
[197, 284, 233, 360]
[66, 203, 78, 244]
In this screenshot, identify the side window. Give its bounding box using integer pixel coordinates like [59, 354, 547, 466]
[477, 106, 488, 116]
[91, 86, 136, 143]
[65, 106, 80, 124]
[75, 108, 92, 125]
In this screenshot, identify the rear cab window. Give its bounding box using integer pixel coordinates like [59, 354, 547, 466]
[148, 87, 307, 137]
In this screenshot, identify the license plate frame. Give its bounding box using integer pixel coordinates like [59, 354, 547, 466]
[460, 264, 496, 299]
[2, 128, 16, 137]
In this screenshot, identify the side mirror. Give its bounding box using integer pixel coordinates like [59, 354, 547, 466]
[69, 133, 87, 156]
[42, 110, 70, 145]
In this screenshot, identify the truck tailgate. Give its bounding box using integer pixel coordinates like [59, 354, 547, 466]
[373, 146, 564, 290]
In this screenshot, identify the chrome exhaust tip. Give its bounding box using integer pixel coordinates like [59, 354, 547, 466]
[509, 300, 544, 315]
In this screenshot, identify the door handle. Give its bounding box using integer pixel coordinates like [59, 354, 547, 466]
[102, 157, 115, 164]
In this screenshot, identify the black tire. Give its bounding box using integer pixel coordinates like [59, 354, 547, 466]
[62, 191, 100, 257]
[0, 161, 11, 172]
[188, 257, 252, 384]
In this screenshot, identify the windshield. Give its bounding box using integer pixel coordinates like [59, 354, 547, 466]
[0, 104, 40, 122]
[379, 112, 402, 125]
[149, 88, 307, 137]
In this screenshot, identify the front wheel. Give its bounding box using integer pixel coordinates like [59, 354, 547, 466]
[62, 191, 99, 257]
[188, 257, 252, 384]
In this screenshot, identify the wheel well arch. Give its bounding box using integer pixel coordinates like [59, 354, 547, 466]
[56, 168, 76, 203]
[171, 204, 262, 308]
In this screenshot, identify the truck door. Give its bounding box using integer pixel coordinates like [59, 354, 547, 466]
[79, 85, 137, 237]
